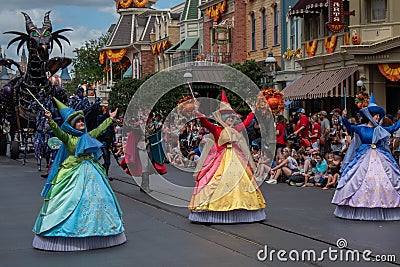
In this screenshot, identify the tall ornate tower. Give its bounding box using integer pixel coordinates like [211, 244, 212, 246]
[20, 48, 27, 73]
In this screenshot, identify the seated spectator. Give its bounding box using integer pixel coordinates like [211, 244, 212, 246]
[254, 150, 271, 181]
[266, 147, 299, 184]
[322, 153, 341, 190]
[314, 153, 328, 187]
[301, 159, 317, 187]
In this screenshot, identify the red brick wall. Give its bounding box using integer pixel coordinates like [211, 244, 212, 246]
[140, 50, 155, 77]
[202, 0, 247, 64]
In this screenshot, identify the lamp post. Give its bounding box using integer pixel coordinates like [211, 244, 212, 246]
[263, 52, 277, 88]
[184, 71, 196, 99]
[357, 79, 365, 92]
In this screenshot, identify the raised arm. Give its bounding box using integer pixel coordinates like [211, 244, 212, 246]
[384, 119, 400, 134]
[342, 117, 356, 134]
[234, 112, 255, 132]
[197, 112, 218, 135]
[45, 109, 69, 144]
[89, 108, 119, 138]
[89, 117, 113, 138]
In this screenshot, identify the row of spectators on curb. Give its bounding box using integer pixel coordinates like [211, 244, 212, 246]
[262, 107, 400, 189]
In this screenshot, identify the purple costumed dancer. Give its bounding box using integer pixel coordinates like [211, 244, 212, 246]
[332, 93, 400, 220]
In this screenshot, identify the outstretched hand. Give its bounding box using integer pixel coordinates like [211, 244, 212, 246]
[109, 108, 118, 119]
[44, 110, 52, 121]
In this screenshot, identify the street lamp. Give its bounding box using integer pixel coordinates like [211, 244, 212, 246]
[183, 72, 193, 85]
[357, 79, 365, 92]
[263, 51, 277, 88]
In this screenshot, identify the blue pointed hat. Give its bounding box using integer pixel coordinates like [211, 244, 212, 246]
[359, 93, 385, 119]
[53, 97, 84, 123]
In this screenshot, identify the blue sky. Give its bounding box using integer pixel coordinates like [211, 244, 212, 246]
[0, 1, 183, 64]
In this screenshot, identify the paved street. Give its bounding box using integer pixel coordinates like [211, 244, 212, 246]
[0, 155, 399, 267]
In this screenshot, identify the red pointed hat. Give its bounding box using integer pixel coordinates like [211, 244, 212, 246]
[221, 89, 229, 103]
[218, 89, 236, 115]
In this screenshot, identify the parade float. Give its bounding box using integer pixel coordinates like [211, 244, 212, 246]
[0, 11, 72, 168]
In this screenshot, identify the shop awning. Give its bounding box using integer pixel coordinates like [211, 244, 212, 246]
[288, 0, 327, 16]
[282, 66, 358, 100]
[123, 65, 132, 78]
[176, 37, 199, 51]
[165, 40, 183, 54]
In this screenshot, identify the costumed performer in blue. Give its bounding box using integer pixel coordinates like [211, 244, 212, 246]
[332, 93, 400, 220]
[32, 98, 126, 251]
[188, 90, 266, 223]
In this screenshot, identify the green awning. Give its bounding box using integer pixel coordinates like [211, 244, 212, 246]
[165, 40, 184, 54]
[176, 37, 198, 51]
[123, 65, 132, 78]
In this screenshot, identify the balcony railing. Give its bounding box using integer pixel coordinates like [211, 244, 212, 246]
[171, 51, 232, 66]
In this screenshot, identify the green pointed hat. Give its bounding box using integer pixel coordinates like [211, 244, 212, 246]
[53, 97, 84, 123]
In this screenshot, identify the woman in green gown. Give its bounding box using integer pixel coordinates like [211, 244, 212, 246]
[32, 98, 126, 251]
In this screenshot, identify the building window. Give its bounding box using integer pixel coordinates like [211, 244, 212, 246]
[273, 5, 279, 45]
[262, 8, 267, 48]
[159, 24, 162, 39]
[251, 13, 256, 51]
[165, 21, 168, 37]
[370, 0, 386, 22]
[290, 17, 295, 49]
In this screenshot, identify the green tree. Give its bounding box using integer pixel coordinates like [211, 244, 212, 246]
[229, 59, 264, 89]
[65, 34, 109, 94]
[108, 77, 147, 114]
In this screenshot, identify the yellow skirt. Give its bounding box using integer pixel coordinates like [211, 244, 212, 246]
[189, 146, 266, 212]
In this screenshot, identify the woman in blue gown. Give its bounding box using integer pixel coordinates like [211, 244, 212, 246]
[332, 93, 400, 220]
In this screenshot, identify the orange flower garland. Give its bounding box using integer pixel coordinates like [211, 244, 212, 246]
[120, 0, 133, 8]
[323, 36, 337, 54]
[133, 0, 148, 8]
[305, 40, 318, 57]
[256, 88, 284, 116]
[178, 96, 196, 117]
[355, 92, 369, 109]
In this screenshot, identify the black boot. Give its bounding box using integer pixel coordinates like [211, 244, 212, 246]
[140, 172, 151, 193]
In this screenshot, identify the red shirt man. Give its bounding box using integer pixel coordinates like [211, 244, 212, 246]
[309, 115, 321, 144]
[294, 108, 309, 139]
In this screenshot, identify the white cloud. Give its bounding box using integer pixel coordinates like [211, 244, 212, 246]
[1, 0, 112, 10]
[0, 7, 111, 64]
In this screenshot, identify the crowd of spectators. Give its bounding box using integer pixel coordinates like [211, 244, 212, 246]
[116, 106, 400, 190]
[264, 107, 400, 190]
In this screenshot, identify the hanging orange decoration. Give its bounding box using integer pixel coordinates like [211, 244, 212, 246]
[256, 88, 284, 116]
[99, 51, 106, 64]
[206, 0, 227, 22]
[305, 40, 318, 57]
[151, 44, 157, 55]
[324, 35, 337, 54]
[355, 92, 369, 109]
[133, 0, 148, 8]
[106, 49, 127, 63]
[119, 0, 133, 8]
[378, 63, 400, 82]
[344, 32, 351, 45]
